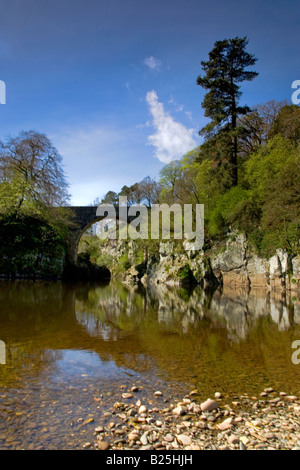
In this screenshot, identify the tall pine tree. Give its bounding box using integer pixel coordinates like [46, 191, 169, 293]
[197, 37, 258, 186]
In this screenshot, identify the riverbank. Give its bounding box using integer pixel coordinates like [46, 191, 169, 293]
[93, 233, 300, 293]
[83, 387, 300, 451]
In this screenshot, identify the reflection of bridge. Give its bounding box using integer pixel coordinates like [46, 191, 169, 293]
[68, 206, 136, 264]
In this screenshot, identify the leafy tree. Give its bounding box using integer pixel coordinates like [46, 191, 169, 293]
[0, 130, 70, 217]
[245, 136, 300, 254]
[159, 160, 183, 202]
[0, 130, 74, 278]
[269, 104, 300, 142]
[197, 36, 258, 186]
[119, 185, 140, 205]
[100, 190, 119, 206]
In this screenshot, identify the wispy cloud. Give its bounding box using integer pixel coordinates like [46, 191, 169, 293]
[168, 95, 193, 118]
[185, 110, 193, 120]
[146, 90, 197, 164]
[143, 56, 162, 71]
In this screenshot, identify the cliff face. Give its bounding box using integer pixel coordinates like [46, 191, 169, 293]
[209, 234, 299, 292]
[117, 233, 300, 292]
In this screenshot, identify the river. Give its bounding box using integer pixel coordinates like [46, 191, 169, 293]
[0, 280, 299, 449]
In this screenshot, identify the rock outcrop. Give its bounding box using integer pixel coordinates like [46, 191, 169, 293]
[118, 233, 300, 292]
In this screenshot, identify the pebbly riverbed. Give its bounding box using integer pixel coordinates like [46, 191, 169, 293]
[81, 387, 300, 451]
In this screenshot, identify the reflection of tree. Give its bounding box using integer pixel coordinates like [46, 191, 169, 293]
[75, 281, 300, 341]
[73, 281, 300, 392]
[0, 280, 299, 397]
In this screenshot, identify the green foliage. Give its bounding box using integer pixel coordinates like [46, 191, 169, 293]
[158, 129, 299, 258]
[245, 136, 300, 255]
[0, 130, 74, 278]
[74, 253, 111, 281]
[0, 214, 66, 278]
[177, 264, 197, 284]
[118, 254, 131, 272]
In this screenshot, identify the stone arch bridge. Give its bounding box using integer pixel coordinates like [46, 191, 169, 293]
[67, 206, 136, 265]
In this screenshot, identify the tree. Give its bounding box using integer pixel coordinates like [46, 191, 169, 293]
[159, 160, 183, 202]
[119, 185, 140, 205]
[118, 178, 160, 207]
[0, 130, 70, 216]
[197, 37, 258, 186]
[269, 104, 300, 142]
[138, 176, 160, 207]
[237, 100, 287, 159]
[100, 190, 119, 206]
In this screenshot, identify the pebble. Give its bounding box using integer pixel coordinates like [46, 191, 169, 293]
[235, 417, 243, 423]
[83, 442, 92, 449]
[95, 426, 104, 433]
[172, 405, 187, 416]
[82, 418, 94, 426]
[264, 433, 276, 440]
[176, 434, 192, 446]
[286, 396, 297, 401]
[128, 432, 140, 442]
[98, 441, 110, 450]
[122, 393, 133, 399]
[240, 436, 250, 446]
[228, 435, 240, 445]
[200, 399, 219, 412]
[217, 417, 234, 431]
[140, 433, 148, 446]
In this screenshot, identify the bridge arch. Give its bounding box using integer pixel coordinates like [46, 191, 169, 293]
[67, 206, 136, 265]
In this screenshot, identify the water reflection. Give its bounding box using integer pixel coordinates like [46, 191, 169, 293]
[0, 280, 299, 449]
[75, 282, 300, 341]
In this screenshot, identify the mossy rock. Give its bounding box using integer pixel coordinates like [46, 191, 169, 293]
[177, 264, 197, 285]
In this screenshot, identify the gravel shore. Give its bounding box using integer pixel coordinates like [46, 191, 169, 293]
[82, 387, 300, 451]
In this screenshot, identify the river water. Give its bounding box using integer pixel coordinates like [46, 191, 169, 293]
[0, 280, 299, 449]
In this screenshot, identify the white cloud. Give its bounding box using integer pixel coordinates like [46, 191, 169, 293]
[143, 56, 162, 71]
[185, 110, 193, 120]
[145, 90, 197, 164]
[175, 104, 184, 113]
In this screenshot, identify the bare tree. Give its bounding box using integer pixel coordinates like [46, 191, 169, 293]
[238, 100, 288, 158]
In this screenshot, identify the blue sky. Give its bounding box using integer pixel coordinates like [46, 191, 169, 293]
[0, 0, 299, 205]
